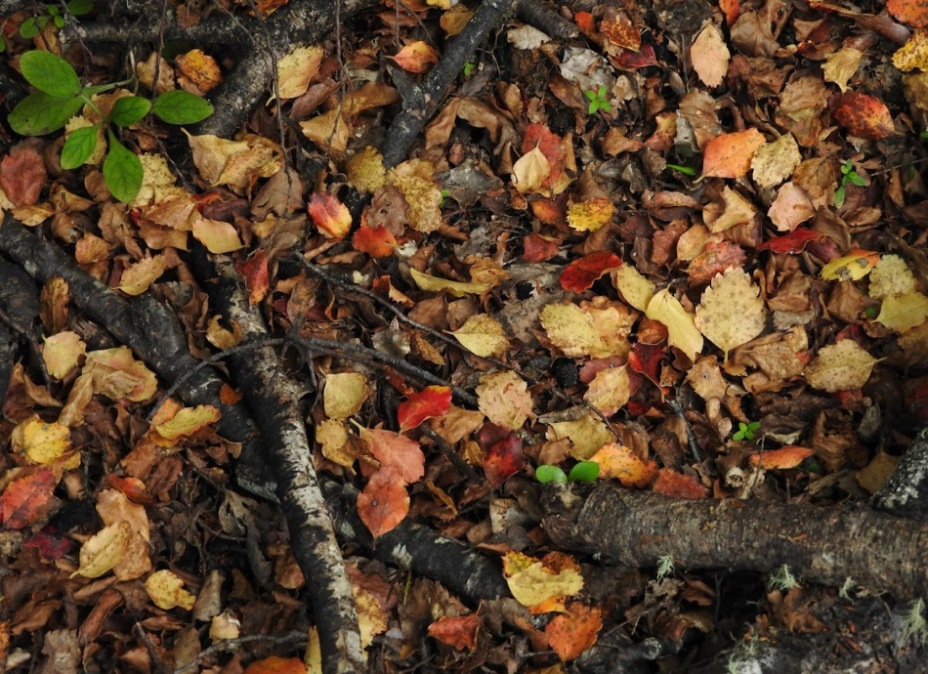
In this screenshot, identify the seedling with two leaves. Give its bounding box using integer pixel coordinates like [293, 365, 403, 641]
[0, 0, 93, 51]
[732, 420, 760, 442]
[8, 50, 213, 202]
[834, 159, 866, 208]
[535, 460, 600, 484]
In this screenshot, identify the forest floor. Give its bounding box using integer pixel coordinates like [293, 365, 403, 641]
[3, 0, 928, 673]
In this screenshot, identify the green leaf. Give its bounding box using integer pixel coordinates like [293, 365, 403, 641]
[848, 173, 866, 187]
[535, 465, 568, 485]
[110, 96, 151, 127]
[67, 0, 94, 14]
[19, 18, 40, 39]
[0, 36, 6, 53]
[8, 91, 84, 135]
[834, 185, 846, 208]
[48, 6, 60, 16]
[61, 125, 99, 169]
[152, 89, 213, 125]
[666, 163, 698, 176]
[568, 461, 599, 482]
[19, 50, 82, 97]
[53, 15, 65, 28]
[103, 131, 143, 202]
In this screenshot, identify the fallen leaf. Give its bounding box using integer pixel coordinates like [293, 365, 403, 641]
[450, 314, 510, 358]
[832, 92, 895, 140]
[357, 465, 410, 537]
[546, 602, 602, 661]
[0, 467, 58, 529]
[145, 569, 197, 610]
[804, 339, 878, 392]
[192, 216, 245, 253]
[153, 405, 220, 441]
[502, 551, 584, 608]
[308, 192, 352, 239]
[276, 45, 323, 99]
[512, 146, 551, 195]
[117, 255, 168, 296]
[476, 371, 533, 430]
[394, 41, 440, 73]
[612, 264, 655, 311]
[749, 446, 814, 469]
[409, 268, 494, 297]
[702, 128, 765, 179]
[877, 292, 928, 332]
[428, 614, 480, 651]
[73, 521, 132, 578]
[566, 198, 615, 233]
[645, 290, 704, 361]
[583, 366, 632, 416]
[560, 251, 622, 292]
[83, 346, 158, 402]
[483, 430, 525, 487]
[352, 225, 397, 257]
[324, 372, 369, 420]
[820, 249, 879, 281]
[1, 141, 46, 206]
[176, 49, 222, 93]
[589, 442, 658, 487]
[690, 21, 730, 88]
[398, 386, 452, 432]
[363, 429, 425, 484]
[651, 469, 708, 499]
[11, 415, 72, 465]
[695, 268, 767, 361]
[823, 48, 863, 91]
[184, 131, 284, 191]
[42, 331, 86, 380]
[751, 133, 801, 189]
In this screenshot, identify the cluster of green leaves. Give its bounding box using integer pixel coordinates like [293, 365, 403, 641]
[0, 0, 93, 51]
[9, 50, 213, 202]
[584, 85, 613, 115]
[535, 460, 599, 484]
[834, 159, 866, 208]
[732, 420, 760, 442]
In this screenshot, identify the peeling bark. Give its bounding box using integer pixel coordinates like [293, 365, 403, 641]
[542, 483, 928, 600]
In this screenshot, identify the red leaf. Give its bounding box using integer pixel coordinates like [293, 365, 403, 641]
[483, 432, 525, 488]
[628, 342, 666, 392]
[560, 251, 622, 292]
[352, 225, 397, 258]
[397, 386, 452, 432]
[758, 228, 825, 254]
[522, 233, 561, 262]
[522, 123, 569, 192]
[651, 469, 708, 499]
[428, 613, 480, 651]
[1, 141, 46, 207]
[308, 192, 352, 239]
[357, 465, 410, 537]
[616, 44, 658, 69]
[23, 526, 73, 560]
[239, 249, 270, 304]
[687, 241, 746, 284]
[575, 11, 597, 39]
[832, 92, 895, 140]
[365, 429, 425, 484]
[1, 467, 57, 529]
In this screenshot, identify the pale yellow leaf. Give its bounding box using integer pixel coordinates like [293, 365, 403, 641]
[583, 366, 631, 416]
[118, 255, 168, 296]
[145, 569, 197, 610]
[751, 133, 801, 189]
[11, 415, 72, 465]
[409, 268, 494, 297]
[276, 45, 323, 99]
[869, 254, 917, 300]
[804, 340, 877, 392]
[512, 146, 550, 194]
[546, 414, 614, 460]
[192, 216, 244, 253]
[695, 268, 766, 360]
[324, 372, 369, 420]
[824, 47, 863, 91]
[83, 346, 158, 402]
[690, 21, 730, 88]
[645, 289, 704, 361]
[611, 264, 655, 312]
[316, 419, 354, 469]
[503, 551, 584, 608]
[154, 405, 221, 440]
[300, 109, 349, 154]
[877, 292, 928, 332]
[476, 371, 533, 430]
[72, 521, 131, 579]
[451, 314, 510, 357]
[43, 331, 86, 380]
[184, 132, 284, 191]
[541, 302, 629, 358]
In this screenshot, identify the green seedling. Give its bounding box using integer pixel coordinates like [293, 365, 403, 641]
[656, 554, 674, 581]
[1, 0, 92, 51]
[9, 50, 213, 202]
[834, 159, 866, 208]
[439, 188, 451, 207]
[535, 461, 599, 484]
[666, 162, 698, 176]
[584, 85, 613, 115]
[732, 421, 760, 442]
[463, 61, 476, 78]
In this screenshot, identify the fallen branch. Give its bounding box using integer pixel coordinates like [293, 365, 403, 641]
[542, 483, 928, 600]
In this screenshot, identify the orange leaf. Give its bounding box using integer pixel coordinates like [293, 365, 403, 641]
[243, 656, 307, 674]
[394, 41, 440, 73]
[1, 141, 46, 207]
[1, 467, 58, 529]
[560, 251, 622, 292]
[398, 386, 452, 432]
[651, 468, 708, 499]
[888, 0, 928, 28]
[832, 92, 895, 140]
[364, 429, 424, 484]
[601, 8, 640, 51]
[357, 465, 410, 537]
[749, 446, 814, 470]
[719, 0, 740, 24]
[427, 613, 480, 651]
[545, 602, 602, 661]
[239, 249, 270, 304]
[352, 225, 397, 258]
[588, 442, 657, 488]
[701, 128, 765, 179]
[308, 192, 352, 239]
[104, 475, 155, 505]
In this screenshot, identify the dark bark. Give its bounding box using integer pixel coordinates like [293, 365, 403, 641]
[874, 426, 928, 521]
[542, 483, 928, 600]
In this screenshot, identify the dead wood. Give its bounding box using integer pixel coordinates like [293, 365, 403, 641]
[542, 483, 928, 600]
[874, 425, 928, 521]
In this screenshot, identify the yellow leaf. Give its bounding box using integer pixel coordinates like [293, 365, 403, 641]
[820, 249, 879, 281]
[476, 371, 533, 430]
[12, 415, 72, 465]
[583, 366, 631, 416]
[869, 254, 917, 300]
[153, 405, 221, 440]
[409, 268, 493, 297]
[611, 264, 655, 312]
[502, 551, 584, 608]
[645, 289, 704, 361]
[276, 45, 323, 99]
[804, 340, 877, 392]
[192, 216, 245, 253]
[566, 198, 615, 233]
[176, 49, 222, 93]
[512, 146, 551, 194]
[324, 372, 369, 420]
[540, 302, 631, 359]
[894, 31, 928, 73]
[300, 109, 349, 155]
[705, 186, 757, 233]
[355, 585, 389, 648]
[73, 521, 131, 579]
[751, 133, 801, 189]
[451, 314, 510, 357]
[694, 268, 766, 360]
[145, 569, 197, 610]
[43, 331, 86, 380]
[316, 419, 355, 469]
[877, 292, 928, 332]
[547, 414, 614, 460]
[118, 255, 168, 296]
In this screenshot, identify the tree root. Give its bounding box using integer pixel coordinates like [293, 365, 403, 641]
[542, 483, 928, 600]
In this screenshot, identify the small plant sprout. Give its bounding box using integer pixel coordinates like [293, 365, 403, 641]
[535, 461, 599, 484]
[902, 597, 928, 647]
[666, 162, 698, 176]
[767, 564, 799, 591]
[8, 50, 213, 202]
[834, 159, 866, 208]
[584, 85, 613, 115]
[656, 555, 675, 581]
[463, 61, 476, 78]
[732, 421, 760, 442]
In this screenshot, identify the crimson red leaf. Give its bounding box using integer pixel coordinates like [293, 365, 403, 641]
[758, 229, 825, 254]
[238, 249, 270, 304]
[560, 251, 622, 292]
[398, 386, 452, 432]
[483, 433, 525, 487]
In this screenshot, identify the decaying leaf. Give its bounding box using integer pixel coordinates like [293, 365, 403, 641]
[476, 371, 534, 430]
[502, 551, 584, 608]
[804, 339, 878, 392]
[695, 268, 767, 360]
